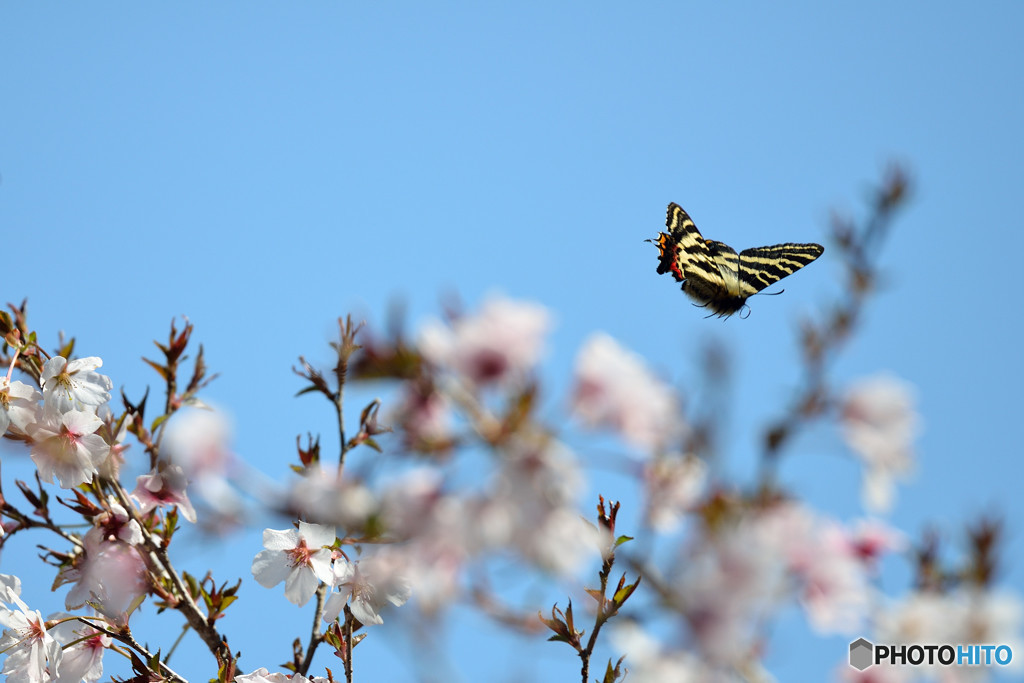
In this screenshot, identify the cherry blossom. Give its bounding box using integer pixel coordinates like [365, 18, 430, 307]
[48, 614, 110, 683]
[419, 295, 550, 387]
[643, 454, 707, 531]
[0, 589, 62, 683]
[39, 356, 112, 413]
[286, 469, 377, 530]
[611, 623, 725, 683]
[324, 554, 411, 626]
[481, 438, 596, 574]
[760, 504, 873, 634]
[251, 522, 336, 607]
[28, 408, 109, 489]
[571, 333, 683, 452]
[675, 516, 786, 665]
[847, 518, 906, 572]
[0, 574, 22, 600]
[841, 374, 920, 513]
[378, 468, 446, 539]
[377, 491, 469, 613]
[162, 407, 243, 525]
[874, 588, 1024, 680]
[390, 380, 453, 448]
[61, 531, 148, 613]
[163, 406, 234, 479]
[0, 377, 41, 435]
[131, 464, 197, 523]
[95, 406, 130, 481]
[234, 668, 327, 683]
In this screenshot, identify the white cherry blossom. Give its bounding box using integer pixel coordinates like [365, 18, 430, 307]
[0, 590, 62, 683]
[40, 356, 112, 413]
[841, 374, 920, 513]
[251, 522, 335, 607]
[0, 377, 42, 435]
[324, 554, 411, 626]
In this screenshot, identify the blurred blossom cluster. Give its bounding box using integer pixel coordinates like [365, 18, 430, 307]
[841, 374, 920, 513]
[0, 174, 1021, 683]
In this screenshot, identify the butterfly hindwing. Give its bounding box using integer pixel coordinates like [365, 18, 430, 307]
[649, 203, 824, 317]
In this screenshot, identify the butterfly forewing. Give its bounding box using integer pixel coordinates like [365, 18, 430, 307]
[653, 204, 727, 291]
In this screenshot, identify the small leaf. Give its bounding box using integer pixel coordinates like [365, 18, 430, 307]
[612, 576, 641, 607]
[142, 357, 171, 382]
[602, 654, 627, 683]
[150, 414, 169, 432]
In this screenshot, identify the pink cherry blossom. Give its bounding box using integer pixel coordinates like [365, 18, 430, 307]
[571, 333, 683, 452]
[480, 438, 595, 574]
[760, 504, 872, 634]
[131, 464, 197, 523]
[95, 406, 130, 481]
[390, 380, 453, 448]
[376, 491, 469, 613]
[29, 408, 109, 489]
[89, 499, 143, 546]
[847, 518, 906, 572]
[62, 531, 148, 613]
[643, 454, 707, 531]
[419, 296, 550, 386]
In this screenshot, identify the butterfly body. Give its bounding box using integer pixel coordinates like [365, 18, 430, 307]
[651, 203, 824, 318]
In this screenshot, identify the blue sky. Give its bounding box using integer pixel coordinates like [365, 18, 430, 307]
[2, 3, 1023, 681]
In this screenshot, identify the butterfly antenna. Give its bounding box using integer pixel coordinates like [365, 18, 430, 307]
[757, 288, 786, 297]
[740, 304, 752, 319]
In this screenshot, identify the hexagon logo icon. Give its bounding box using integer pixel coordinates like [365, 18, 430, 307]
[849, 637, 874, 671]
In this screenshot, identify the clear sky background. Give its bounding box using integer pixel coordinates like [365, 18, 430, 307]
[2, 4, 1023, 681]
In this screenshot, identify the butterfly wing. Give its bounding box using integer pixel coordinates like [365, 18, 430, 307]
[703, 239, 742, 299]
[736, 243, 825, 296]
[652, 203, 728, 292]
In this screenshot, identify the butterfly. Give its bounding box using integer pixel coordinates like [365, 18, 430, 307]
[649, 203, 824, 318]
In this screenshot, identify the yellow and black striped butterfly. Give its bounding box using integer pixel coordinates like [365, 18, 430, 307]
[649, 203, 824, 318]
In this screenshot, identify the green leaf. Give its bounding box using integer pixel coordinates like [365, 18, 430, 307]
[612, 576, 641, 607]
[150, 413, 169, 432]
